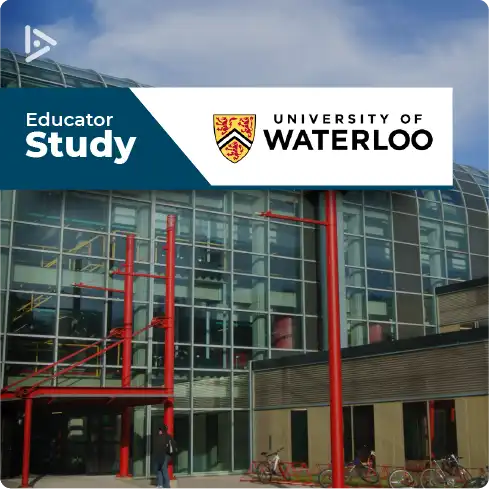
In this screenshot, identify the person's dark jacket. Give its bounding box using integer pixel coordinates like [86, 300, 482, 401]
[154, 432, 176, 460]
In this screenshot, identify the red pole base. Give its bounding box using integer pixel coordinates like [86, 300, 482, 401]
[116, 474, 133, 478]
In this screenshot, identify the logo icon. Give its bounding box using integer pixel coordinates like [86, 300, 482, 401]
[213, 115, 256, 163]
[25, 25, 57, 63]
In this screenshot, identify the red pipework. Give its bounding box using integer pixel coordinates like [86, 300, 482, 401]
[163, 214, 176, 480]
[324, 190, 344, 488]
[20, 398, 33, 488]
[119, 234, 135, 478]
[260, 194, 345, 487]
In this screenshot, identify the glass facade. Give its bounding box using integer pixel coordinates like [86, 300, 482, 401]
[0, 189, 321, 475]
[1, 49, 488, 476]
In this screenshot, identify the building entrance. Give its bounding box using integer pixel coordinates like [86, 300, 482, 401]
[1, 407, 121, 478]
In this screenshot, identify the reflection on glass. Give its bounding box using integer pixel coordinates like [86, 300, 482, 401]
[346, 288, 366, 319]
[194, 272, 230, 308]
[154, 268, 192, 305]
[445, 224, 468, 251]
[443, 204, 466, 224]
[233, 190, 267, 215]
[195, 212, 230, 248]
[8, 291, 57, 335]
[111, 198, 151, 238]
[233, 252, 267, 276]
[348, 321, 368, 346]
[270, 223, 301, 258]
[367, 269, 393, 290]
[153, 343, 190, 368]
[234, 217, 267, 253]
[271, 315, 302, 349]
[421, 247, 445, 277]
[234, 274, 267, 311]
[270, 256, 301, 280]
[193, 411, 231, 471]
[195, 191, 229, 212]
[1, 221, 10, 247]
[346, 267, 365, 287]
[446, 252, 470, 280]
[416, 190, 440, 201]
[440, 190, 464, 206]
[1, 191, 13, 219]
[423, 276, 447, 294]
[15, 190, 62, 225]
[269, 191, 300, 217]
[368, 322, 396, 343]
[61, 255, 106, 297]
[194, 308, 230, 346]
[63, 229, 108, 257]
[364, 191, 391, 209]
[58, 296, 105, 338]
[10, 248, 58, 293]
[423, 296, 435, 325]
[365, 208, 391, 239]
[194, 346, 230, 369]
[156, 243, 192, 268]
[366, 239, 392, 270]
[109, 235, 150, 263]
[64, 192, 109, 231]
[396, 294, 423, 324]
[155, 205, 192, 244]
[234, 411, 250, 470]
[195, 247, 229, 271]
[368, 290, 395, 322]
[155, 190, 192, 207]
[343, 204, 363, 235]
[270, 279, 301, 314]
[193, 371, 231, 409]
[13, 222, 60, 250]
[419, 219, 443, 248]
[6, 335, 54, 363]
[418, 201, 442, 221]
[233, 348, 267, 367]
[233, 312, 268, 348]
[344, 236, 364, 267]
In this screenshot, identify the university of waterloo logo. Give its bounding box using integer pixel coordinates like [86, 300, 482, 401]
[213, 115, 256, 163]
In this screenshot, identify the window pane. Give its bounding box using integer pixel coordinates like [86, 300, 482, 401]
[303, 192, 319, 220]
[346, 267, 365, 287]
[419, 219, 444, 248]
[423, 276, 447, 294]
[440, 190, 464, 206]
[346, 287, 366, 319]
[233, 348, 268, 367]
[155, 205, 193, 244]
[269, 191, 300, 217]
[398, 324, 425, 340]
[234, 274, 267, 311]
[348, 321, 368, 346]
[13, 222, 60, 250]
[63, 229, 108, 258]
[15, 191, 62, 225]
[418, 200, 442, 219]
[345, 236, 364, 267]
[233, 190, 268, 216]
[305, 316, 320, 350]
[303, 228, 318, 261]
[343, 204, 363, 235]
[233, 252, 267, 276]
[194, 308, 230, 346]
[234, 311, 268, 348]
[271, 315, 303, 349]
[10, 248, 58, 293]
[392, 194, 417, 214]
[365, 208, 391, 239]
[446, 252, 470, 280]
[270, 257, 301, 280]
[195, 212, 230, 248]
[368, 290, 395, 322]
[58, 296, 105, 338]
[396, 273, 421, 293]
[445, 224, 468, 251]
[155, 190, 192, 207]
[304, 261, 318, 282]
[61, 255, 107, 297]
[270, 279, 301, 314]
[8, 291, 57, 335]
[416, 190, 440, 201]
[304, 282, 320, 315]
[1, 190, 13, 219]
[367, 269, 393, 290]
[64, 192, 109, 231]
[366, 239, 392, 270]
[344, 191, 363, 204]
[194, 272, 230, 308]
[111, 198, 151, 238]
[421, 247, 446, 277]
[393, 213, 419, 244]
[467, 209, 488, 229]
[394, 243, 421, 274]
[153, 305, 191, 343]
[194, 346, 231, 369]
[469, 227, 488, 255]
[234, 217, 267, 254]
[424, 296, 435, 325]
[471, 255, 489, 279]
[463, 193, 486, 211]
[364, 192, 390, 209]
[369, 322, 396, 343]
[6, 335, 54, 363]
[0, 222, 10, 246]
[396, 294, 423, 324]
[154, 268, 191, 305]
[270, 223, 300, 258]
[195, 190, 229, 212]
[234, 411, 250, 470]
[193, 372, 231, 409]
[195, 247, 230, 271]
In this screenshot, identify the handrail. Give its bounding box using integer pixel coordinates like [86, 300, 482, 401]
[2, 317, 166, 397]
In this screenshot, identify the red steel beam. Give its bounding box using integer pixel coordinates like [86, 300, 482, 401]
[163, 214, 176, 481]
[260, 194, 345, 487]
[119, 234, 135, 478]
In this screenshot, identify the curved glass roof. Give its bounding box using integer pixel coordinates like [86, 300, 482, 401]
[0, 48, 151, 88]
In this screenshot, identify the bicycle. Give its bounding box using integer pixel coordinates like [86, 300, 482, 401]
[420, 454, 472, 488]
[464, 466, 488, 488]
[389, 468, 417, 488]
[256, 447, 291, 484]
[318, 449, 379, 487]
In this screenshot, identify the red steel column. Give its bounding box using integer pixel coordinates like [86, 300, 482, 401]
[325, 190, 345, 487]
[163, 215, 176, 480]
[119, 234, 135, 477]
[20, 397, 33, 488]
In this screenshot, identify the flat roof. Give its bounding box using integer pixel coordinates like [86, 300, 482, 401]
[252, 327, 488, 372]
[435, 276, 488, 295]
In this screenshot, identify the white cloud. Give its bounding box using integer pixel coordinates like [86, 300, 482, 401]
[42, 0, 488, 150]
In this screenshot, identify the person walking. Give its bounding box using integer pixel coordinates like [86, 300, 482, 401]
[154, 425, 177, 488]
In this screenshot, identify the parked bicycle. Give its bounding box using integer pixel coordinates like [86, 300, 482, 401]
[318, 449, 379, 487]
[389, 468, 417, 488]
[464, 466, 488, 488]
[256, 447, 291, 484]
[420, 454, 472, 488]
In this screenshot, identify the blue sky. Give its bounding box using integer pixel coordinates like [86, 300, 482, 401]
[1, 0, 488, 170]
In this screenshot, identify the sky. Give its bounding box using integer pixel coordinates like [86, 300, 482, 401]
[1, 0, 488, 170]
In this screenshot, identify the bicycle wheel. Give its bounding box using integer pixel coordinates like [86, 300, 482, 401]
[464, 476, 488, 488]
[256, 462, 272, 484]
[279, 462, 292, 481]
[318, 469, 333, 488]
[457, 468, 472, 486]
[361, 467, 380, 485]
[421, 468, 446, 488]
[389, 469, 416, 488]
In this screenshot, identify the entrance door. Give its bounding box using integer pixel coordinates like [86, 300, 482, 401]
[291, 410, 309, 465]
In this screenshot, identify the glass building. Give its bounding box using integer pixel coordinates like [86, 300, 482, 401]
[1, 48, 489, 477]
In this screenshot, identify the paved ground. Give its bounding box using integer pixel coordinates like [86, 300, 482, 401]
[1, 474, 274, 488]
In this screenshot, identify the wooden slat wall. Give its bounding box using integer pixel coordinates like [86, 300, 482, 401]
[254, 341, 488, 409]
[438, 285, 488, 326]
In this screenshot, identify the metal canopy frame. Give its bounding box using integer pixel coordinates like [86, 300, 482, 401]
[259, 190, 345, 488]
[1, 215, 177, 488]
